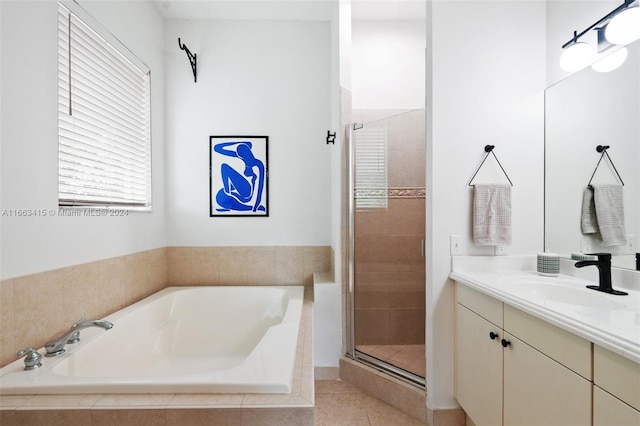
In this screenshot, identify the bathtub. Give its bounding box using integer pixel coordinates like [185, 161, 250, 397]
[0, 286, 304, 395]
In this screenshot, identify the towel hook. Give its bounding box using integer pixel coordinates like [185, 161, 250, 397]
[468, 145, 513, 186]
[178, 38, 197, 83]
[587, 145, 624, 186]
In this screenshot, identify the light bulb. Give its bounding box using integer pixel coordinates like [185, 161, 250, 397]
[605, 7, 640, 45]
[559, 42, 594, 72]
[592, 47, 628, 72]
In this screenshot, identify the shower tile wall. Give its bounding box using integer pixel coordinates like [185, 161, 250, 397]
[353, 109, 426, 346]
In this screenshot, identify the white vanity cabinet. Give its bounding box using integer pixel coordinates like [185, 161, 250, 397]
[454, 299, 503, 426]
[593, 345, 640, 425]
[455, 283, 592, 426]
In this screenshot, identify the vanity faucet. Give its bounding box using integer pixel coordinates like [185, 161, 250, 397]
[44, 318, 113, 357]
[574, 253, 628, 296]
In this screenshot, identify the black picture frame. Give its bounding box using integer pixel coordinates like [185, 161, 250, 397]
[209, 135, 269, 217]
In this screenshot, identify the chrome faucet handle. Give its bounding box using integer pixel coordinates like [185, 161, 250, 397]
[67, 331, 81, 344]
[66, 318, 86, 344]
[16, 348, 42, 371]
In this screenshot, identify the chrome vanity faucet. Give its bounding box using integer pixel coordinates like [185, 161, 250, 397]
[44, 318, 113, 357]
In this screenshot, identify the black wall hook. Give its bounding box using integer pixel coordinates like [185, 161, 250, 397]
[588, 145, 624, 186]
[326, 131, 336, 144]
[468, 144, 513, 186]
[178, 38, 197, 83]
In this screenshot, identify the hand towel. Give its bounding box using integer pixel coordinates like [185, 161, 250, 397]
[473, 184, 512, 246]
[581, 186, 599, 234]
[591, 184, 626, 246]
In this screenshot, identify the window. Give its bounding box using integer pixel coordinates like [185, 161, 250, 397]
[58, 2, 151, 209]
[354, 127, 388, 209]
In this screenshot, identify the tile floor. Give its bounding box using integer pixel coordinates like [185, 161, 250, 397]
[356, 345, 426, 378]
[315, 380, 427, 426]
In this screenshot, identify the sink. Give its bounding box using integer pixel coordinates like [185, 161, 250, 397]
[502, 276, 627, 310]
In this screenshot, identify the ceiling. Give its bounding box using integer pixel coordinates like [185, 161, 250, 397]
[152, 0, 426, 21]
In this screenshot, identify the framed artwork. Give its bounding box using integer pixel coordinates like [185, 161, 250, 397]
[209, 135, 269, 217]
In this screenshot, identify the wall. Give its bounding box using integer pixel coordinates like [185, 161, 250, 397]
[0, 0, 166, 279]
[352, 20, 426, 109]
[426, 0, 546, 410]
[164, 19, 331, 247]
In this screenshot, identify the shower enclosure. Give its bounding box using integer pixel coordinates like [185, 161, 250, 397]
[345, 109, 426, 386]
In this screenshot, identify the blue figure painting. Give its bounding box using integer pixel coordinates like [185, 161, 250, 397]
[210, 136, 268, 216]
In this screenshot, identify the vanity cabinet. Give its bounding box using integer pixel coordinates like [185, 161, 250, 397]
[455, 284, 591, 426]
[455, 301, 502, 426]
[593, 345, 640, 425]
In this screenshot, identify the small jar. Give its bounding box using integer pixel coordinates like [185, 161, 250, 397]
[537, 252, 560, 276]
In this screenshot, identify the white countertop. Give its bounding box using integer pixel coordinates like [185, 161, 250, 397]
[450, 256, 640, 364]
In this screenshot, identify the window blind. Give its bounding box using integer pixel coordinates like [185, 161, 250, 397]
[354, 127, 388, 209]
[58, 3, 151, 208]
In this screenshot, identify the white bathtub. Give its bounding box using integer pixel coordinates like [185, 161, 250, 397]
[0, 286, 304, 395]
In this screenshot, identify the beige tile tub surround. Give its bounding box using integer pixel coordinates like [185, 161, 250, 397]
[0, 286, 315, 426]
[167, 246, 331, 287]
[0, 245, 330, 368]
[0, 248, 168, 368]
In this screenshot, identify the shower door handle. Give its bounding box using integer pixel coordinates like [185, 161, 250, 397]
[421, 239, 425, 257]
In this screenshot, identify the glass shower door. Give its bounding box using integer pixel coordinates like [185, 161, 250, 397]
[347, 109, 426, 385]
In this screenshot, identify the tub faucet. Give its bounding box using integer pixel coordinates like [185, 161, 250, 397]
[574, 253, 628, 296]
[44, 318, 113, 357]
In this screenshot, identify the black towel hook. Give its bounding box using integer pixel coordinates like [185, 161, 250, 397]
[587, 145, 624, 186]
[178, 38, 197, 83]
[468, 145, 513, 186]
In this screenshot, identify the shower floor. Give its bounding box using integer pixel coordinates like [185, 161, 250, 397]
[356, 344, 425, 378]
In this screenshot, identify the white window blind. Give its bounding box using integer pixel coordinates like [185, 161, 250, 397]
[354, 127, 388, 209]
[58, 3, 151, 208]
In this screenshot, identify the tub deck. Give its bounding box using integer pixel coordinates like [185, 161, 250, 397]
[0, 287, 314, 426]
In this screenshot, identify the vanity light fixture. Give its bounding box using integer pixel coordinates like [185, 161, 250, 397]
[592, 46, 628, 72]
[560, 38, 594, 72]
[560, 0, 637, 72]
[605, 5, 640, 44]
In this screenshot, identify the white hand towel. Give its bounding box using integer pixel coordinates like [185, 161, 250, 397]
[473, 184, 512, 246]
[581, 186, 599, 234]
[591, 184, 626, 246]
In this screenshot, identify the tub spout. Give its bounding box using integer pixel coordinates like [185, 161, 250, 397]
[44, 318, 113, 357]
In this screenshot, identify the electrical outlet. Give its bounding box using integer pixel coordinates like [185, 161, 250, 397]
[581, 237, 592, 254]
[494, 245, 507, 256]
[450, 235, 462, 255]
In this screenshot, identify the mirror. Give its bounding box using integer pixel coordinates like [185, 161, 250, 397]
[545, 41, 640, 270]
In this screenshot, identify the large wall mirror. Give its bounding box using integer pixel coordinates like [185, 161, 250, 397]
[545, 41, 640, 271]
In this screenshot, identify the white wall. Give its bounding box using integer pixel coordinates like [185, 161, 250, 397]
[352, 20, 426, 109]
[426, 0, 546, 409]
[0, 0, 166, 279]
[164, 19, 332, 247]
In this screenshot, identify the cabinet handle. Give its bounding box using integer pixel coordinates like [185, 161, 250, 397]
[501, 339, 511, 348]
[489, 331, 499, 340]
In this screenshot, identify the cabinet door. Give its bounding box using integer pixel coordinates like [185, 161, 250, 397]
[455, 303, 502, 426]
[503, 332, 591, 426]
[594, 386, 640, 426]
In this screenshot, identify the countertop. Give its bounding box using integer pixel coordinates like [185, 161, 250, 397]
[450, 256, 640, 364]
